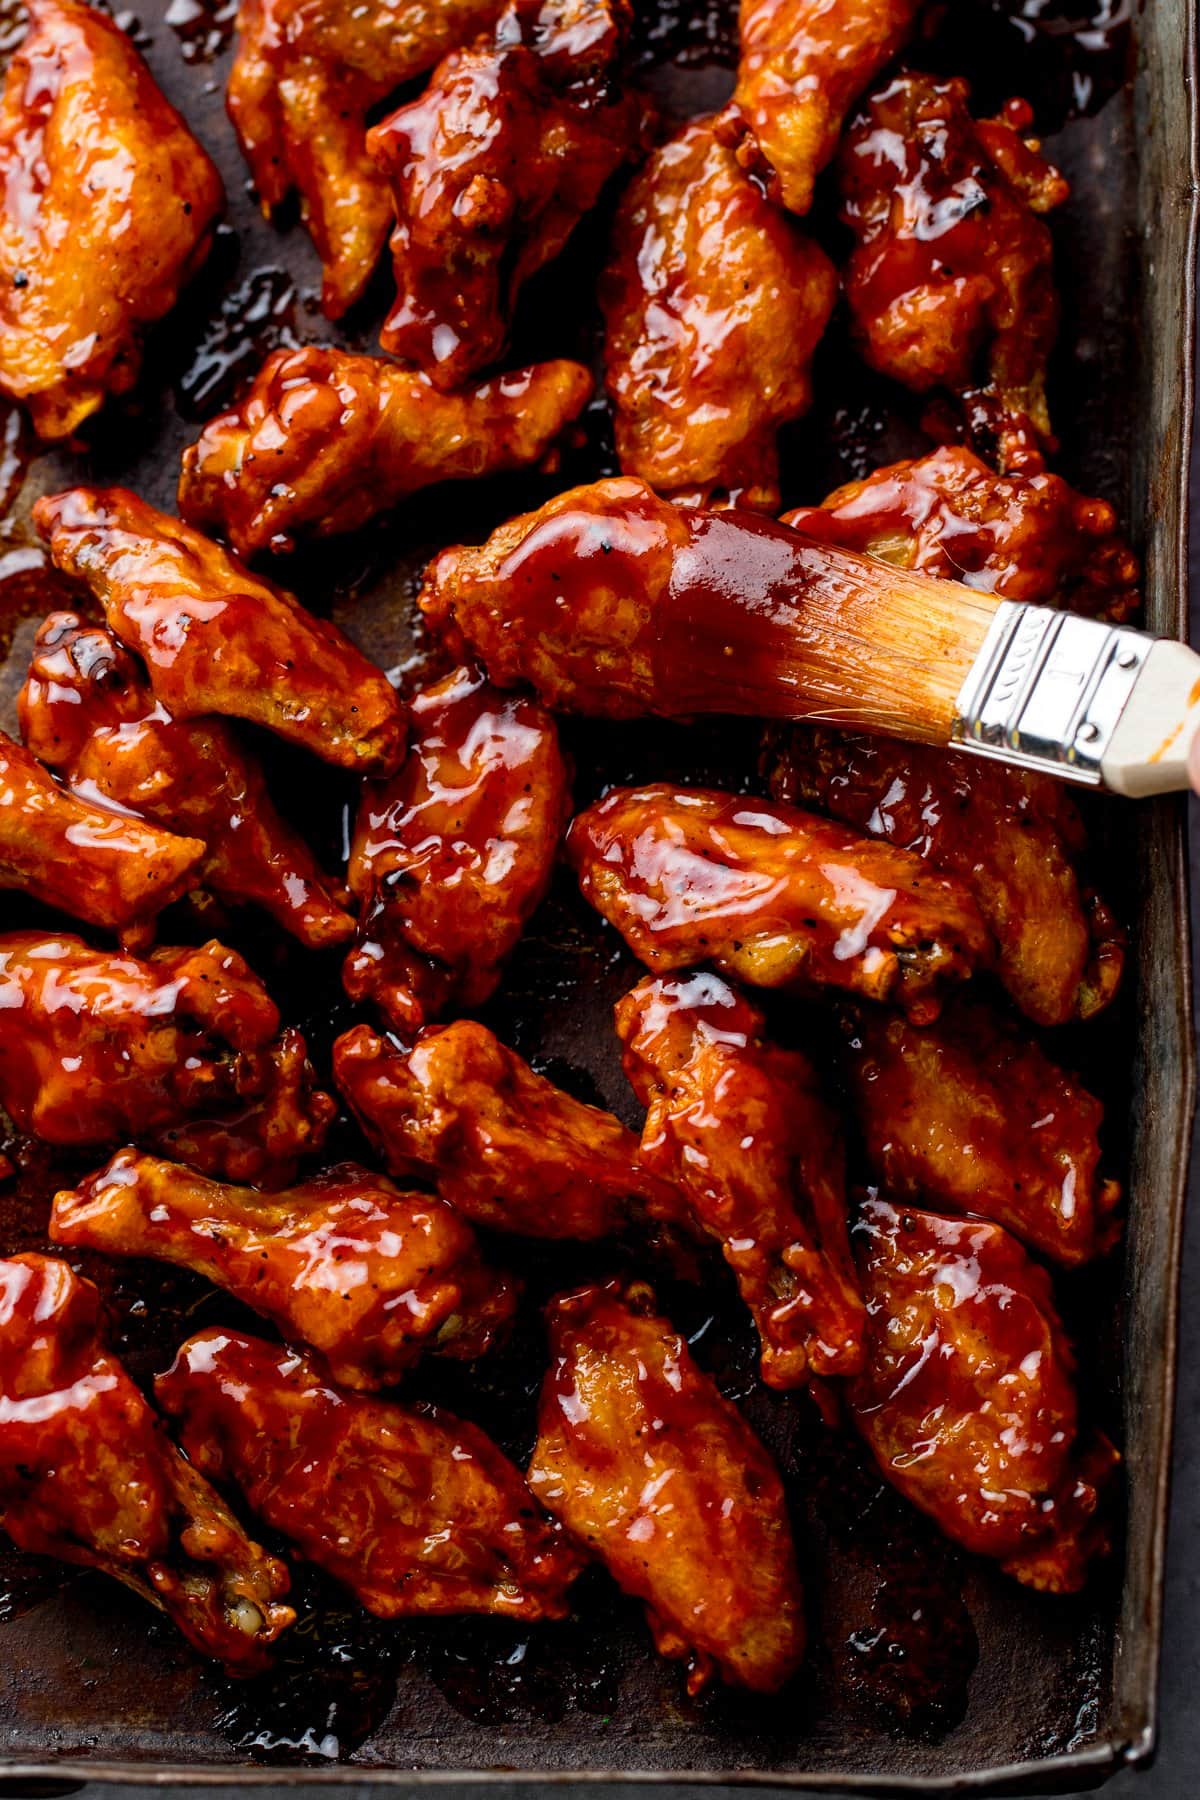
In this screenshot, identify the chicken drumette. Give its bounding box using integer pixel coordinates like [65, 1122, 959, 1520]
[0, 1255, 293, 1669]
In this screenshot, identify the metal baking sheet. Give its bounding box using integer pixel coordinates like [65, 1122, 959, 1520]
[0, 0, 1195, 1791]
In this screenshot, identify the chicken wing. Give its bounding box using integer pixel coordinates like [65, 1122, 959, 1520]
[528, 1278, 805, 1692]
[848, 1197, 1116, 1592]
[615, 972, 864, 1385]
[52, 1150, 518, 1390]
[0, 932, 334, 1185]
[0, 1255, 292, 1670]
[157, 1326, 584, 1620]
[33, 488, 406, 775]
[840, 73, 1069, 470]
[20, 614, 354, 951]
[333, 1020, 686, 1239]
[601, 117, 836, 510]
[0, 0, 223, 439]
[840, 1000, 1120, 1267]
[344, 664, 571, 1034]
[567, 784, 991, 1022]
[0, 730, 204, 930]
[367, 0, 648, 389]
[178, 348, 594, 558]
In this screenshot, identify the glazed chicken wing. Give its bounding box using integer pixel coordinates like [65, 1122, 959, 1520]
[20, 614, 353, 951]
[344, 665, 571, 1034]
[52, 1151, 518, 1391]
[848, 1198, 1117, 1592]
[528, 1279, 805, 1693]
[33, 488, 405, 775]
[616, 972, 864, 1385]
[0, 1255, 292, 1670]
[158, 1327, 584, 1620]
[334, 1020, 685, 1240]
[0, 0, 223, 440]
[601, 117, 836, 510]
[367, 0, 648, 389]
[840, 73, 1069, 470]
[567, 784, 991, 1022]
[0, 933, 333, 1185]
[178, 348, 593, 558]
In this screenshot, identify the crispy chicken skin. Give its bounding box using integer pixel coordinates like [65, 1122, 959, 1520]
[367, 0, 648, 390]
[334, 1021, 685, 1240]
[33, 488, 406, 775]
[719, 0, 922, 217]
[178, 348, 594, 558]
[158, 1327, 584, 1620]
[0, 1255, 293, 1670]
[20, 614, 353, 951]
[567, 784, 991, 1022]
[601, 118, 836, 510]
[841, 1001, 1120, 1267]
[0, 729, 204, 929]
[528, 1279, 805, 1693]
[615, 973, 864, 1386]
[848, 1198, 1117, 1592]
[0, 0, 223, 440]
[841, 73, 1069, 470]
[52, 1151, 518, 1391]
[344, 665, 571, 1034]
[0, 933, 334, 1184]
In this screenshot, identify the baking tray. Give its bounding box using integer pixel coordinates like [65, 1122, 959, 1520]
[0, 0, 1195, 1791]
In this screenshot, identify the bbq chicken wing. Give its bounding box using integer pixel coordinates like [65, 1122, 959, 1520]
[33, 488, 405, 775]
[158, 1327, 584, 1620]
[0, 0, 223, 439]
[366, 0, 649, 389]
[848, 1198, 1117, 1592]
[52, 1151, 518, 1391]
[0, 933, 333, 1185]
[840, 73, 1069, 470]
[344, 664, 571, 1034]
[0, 729, 204, 930]
[600, 117, 836, 510]
[616, 972, 864, 1385]
[178, 348, 593, 558]
[528, 1279, 805, 1693]
[334, 1020, 685, 1240]
[20, 614, 353, 951]
[568, 785, 991, 1022]
[0, 1255, 292, 1670]
[841, 1000, 1120, 1267]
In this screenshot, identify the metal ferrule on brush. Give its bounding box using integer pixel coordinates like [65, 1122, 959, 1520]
[951, 601, 1155, 787]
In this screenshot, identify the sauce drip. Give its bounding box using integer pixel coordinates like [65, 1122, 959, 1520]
[175, 268, 302, 421]
[164, 0, 238, 63]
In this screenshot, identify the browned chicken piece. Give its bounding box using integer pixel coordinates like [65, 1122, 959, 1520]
[848, 1197, 1117, 1592]
[0, 1255, 293, 1670]
[0, 729, 204, 930]
[718, 0, 922, 217]
[52, 1150, 519, 1391]
[529, 1278, 805, 1692]
[840, 1000, 1121, 1268]
[567, 785, 992, 1023]
[20, 614, 353, 951]
[158, 1327, 584, 1620]
[0, 0, 223, 439]
[616, 972, 864, 1386]
[229, 0, 504, 317]
[367, 0, 649, 390]
[0, 932, 334, 1186]
[33, 487, 406, 775]
[344, 664, 571, 1034]
[178, 347, 594, 558]
[601, 117, 836, 510]
[840, 73, 1069, 470]
[334, 1020, 686, 1240]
